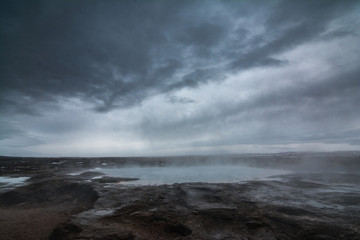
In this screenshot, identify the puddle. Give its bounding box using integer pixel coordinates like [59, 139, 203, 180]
[0, 176, 30, 192]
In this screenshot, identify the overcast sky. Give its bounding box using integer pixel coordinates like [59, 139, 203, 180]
[1, 0, 360, 157]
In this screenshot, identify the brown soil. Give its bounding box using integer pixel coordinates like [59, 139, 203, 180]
[0, 177, 98, 240]
[0, 206, 73, 240]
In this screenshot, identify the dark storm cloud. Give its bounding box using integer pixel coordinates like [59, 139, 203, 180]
[138, 63, 360, 146]
[0, 0, 190, 113]
[2, 0, 357, 115]
[1, 0, 360, 156]
[230, 0, 357, 71]
[231, 67, 360, 118]
[177, 22, 227, 47]
[1, 0, 237, 114]
[166, 68, 221, 91]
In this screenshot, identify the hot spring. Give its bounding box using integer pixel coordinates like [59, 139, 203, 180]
[91, 165, 290, 185]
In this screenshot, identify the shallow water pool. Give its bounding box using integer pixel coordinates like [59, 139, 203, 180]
[94, 165, 290, 185]
[0, 176, 29, 192]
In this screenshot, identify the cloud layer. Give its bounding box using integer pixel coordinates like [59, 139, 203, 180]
[1, 0, 360, 156]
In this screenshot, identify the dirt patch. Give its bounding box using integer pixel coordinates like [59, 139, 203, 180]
[0, 206, 72, 240]
[0, 180, 98, 240]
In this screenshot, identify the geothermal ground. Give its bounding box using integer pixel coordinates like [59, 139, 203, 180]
[0, 152, 359, 240]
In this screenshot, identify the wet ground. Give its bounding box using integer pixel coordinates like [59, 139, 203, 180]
[0, 153, 359, 239]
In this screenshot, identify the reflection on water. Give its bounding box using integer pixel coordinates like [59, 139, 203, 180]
[0, 176, 29, 192]
[95, 165, 290, 185]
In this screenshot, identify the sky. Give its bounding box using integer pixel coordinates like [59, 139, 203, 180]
[1, 0, 360, 157]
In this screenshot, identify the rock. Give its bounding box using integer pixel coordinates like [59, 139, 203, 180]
[164, 222, 192, 236]
[0, 180, 98, 209]
[27, 172, 55, 182]
[94, 232, 135, 240]
[92, 176, 139, 183]
[61, 181, 360, 240]
[49, 223, 82, 240]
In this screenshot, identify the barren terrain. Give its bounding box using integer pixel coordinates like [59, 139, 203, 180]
[0, 152, 359, 240]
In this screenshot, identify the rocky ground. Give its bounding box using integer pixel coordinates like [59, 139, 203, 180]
[0, 154, 359, 240]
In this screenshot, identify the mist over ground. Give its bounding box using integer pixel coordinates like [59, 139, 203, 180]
[1, 152, 359, 175]
[1, 0, 360, 157]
